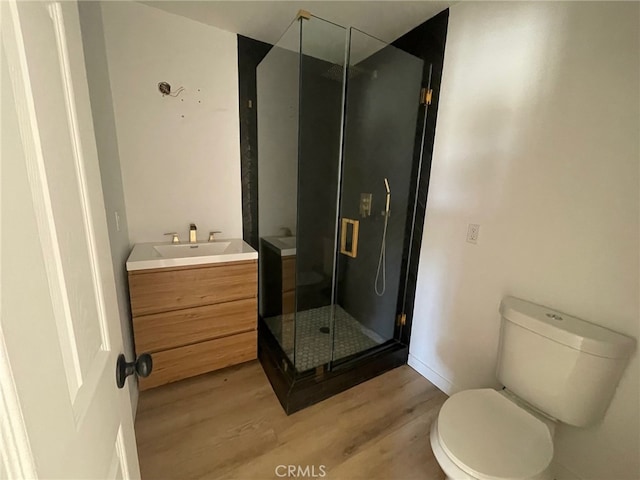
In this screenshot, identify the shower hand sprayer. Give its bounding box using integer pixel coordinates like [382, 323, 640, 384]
[384, 178, 391, 213]
[375, 178, 391, 296]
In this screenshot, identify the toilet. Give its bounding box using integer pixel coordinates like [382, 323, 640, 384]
[430, 296, 636, 480]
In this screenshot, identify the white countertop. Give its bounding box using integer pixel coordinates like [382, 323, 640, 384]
[261, 236, 296, 257]
[126, 238, 258, 271]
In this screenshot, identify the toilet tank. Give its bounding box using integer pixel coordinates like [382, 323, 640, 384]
[496, 297, 635, 427]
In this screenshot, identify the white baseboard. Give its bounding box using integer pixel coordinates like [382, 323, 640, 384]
[408, 354, 456, 396]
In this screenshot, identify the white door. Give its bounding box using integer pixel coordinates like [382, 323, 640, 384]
[1, 1, 140, 478]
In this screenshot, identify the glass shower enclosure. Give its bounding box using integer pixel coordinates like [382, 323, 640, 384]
[257, 12, 426, 412]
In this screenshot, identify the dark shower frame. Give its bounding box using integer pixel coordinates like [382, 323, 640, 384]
[237, 9, 449, 413]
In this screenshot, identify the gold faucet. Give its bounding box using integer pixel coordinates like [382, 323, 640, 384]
[189, 223, 197, 243]
[164, 232, 180, 244]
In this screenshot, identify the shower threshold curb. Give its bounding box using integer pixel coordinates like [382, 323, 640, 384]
[258, 318, 409, 415]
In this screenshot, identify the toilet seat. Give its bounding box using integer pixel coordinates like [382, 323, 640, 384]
[436, 389, 553, 480]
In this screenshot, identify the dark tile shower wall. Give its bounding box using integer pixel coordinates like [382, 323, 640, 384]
[237, 35, 272, 250]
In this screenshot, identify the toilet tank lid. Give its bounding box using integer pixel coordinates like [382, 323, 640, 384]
[500, 297, 636, 359]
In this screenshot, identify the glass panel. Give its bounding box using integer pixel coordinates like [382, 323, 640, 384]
[332, 28, 424, 363]
[257, 18, 301, 362]
[294, 16, 347, 371]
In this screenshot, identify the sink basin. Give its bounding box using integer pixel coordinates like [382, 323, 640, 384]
[126, 239, 257, 271]
[154, 242, 231, 258]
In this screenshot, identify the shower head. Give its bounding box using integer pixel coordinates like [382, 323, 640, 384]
[384, 178, 390, 194]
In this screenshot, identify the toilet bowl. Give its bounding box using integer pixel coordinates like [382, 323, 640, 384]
[429, 296, 636, 480]
[430, 389, 553, 480]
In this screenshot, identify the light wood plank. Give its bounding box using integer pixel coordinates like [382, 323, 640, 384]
[329, 409, 445, 479]
[135, 362, 447, 480]
[133, 298, 257, 353]
[139, 331, 257, 391]
[128, 260, 257, 316]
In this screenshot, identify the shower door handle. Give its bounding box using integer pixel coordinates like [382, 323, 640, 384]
[340, 218, 360, 258]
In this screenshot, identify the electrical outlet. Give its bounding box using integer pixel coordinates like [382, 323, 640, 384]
[467, 224, 480, 244]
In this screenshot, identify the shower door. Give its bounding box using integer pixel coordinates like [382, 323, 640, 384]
[331, 28, 424, 364]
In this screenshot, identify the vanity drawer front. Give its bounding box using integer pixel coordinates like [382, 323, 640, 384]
[133, 298, 256, 353]
[139, 330, 257, 391]
[128, 260, 257, 316]
[282, 290, 295, 315]
[281, 257, 296, 293]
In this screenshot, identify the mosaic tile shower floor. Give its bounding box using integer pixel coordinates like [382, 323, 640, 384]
[264, 305, 383, 372]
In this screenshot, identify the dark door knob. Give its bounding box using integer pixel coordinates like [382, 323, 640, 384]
[116, 353, 153, 389]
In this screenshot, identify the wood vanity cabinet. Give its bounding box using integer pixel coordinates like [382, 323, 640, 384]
[281, 255, 296, 314]
[128, 259, 257, 390]
[280, 256, 296, 352]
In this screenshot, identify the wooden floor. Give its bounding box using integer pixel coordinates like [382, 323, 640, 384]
[135, 361, 448, 480]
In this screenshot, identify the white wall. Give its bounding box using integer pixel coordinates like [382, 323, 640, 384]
[100, 2, 243, 244]
[409, 3, 639, 480]
[78, 1, 137, 410]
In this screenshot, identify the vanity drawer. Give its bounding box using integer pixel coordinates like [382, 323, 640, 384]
[128, 260, 257, 316]
[282, 290, 295, 315]
[139, 330, 257, 391]
[133, 298, 256, 353]
[282, 256, 296, 293]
